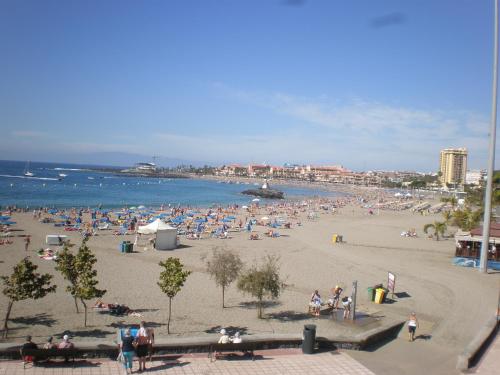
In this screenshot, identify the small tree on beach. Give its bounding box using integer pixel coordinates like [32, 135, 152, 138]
[423, 221, 447, 241]
[55, 241, 81, 313]
[1, 257, 56, 338]
[73, 239, 106, 327]
[158, 257, 191, 334]
[237, 254, 283, 319]
[205, 247, 243, 308]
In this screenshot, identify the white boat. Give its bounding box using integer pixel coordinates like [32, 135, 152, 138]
[24, 161, 34, 177]
[58, 173, 67, 178]
[88, 177, 95, 180]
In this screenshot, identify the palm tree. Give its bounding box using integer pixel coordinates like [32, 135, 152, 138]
[442, 211, 453, 225]
[441, 196, 457, 209]
[452, 208, 482, 231]
[423, 221, 447, 241]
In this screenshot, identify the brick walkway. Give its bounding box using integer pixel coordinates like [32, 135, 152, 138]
[0, 349, 375, 375]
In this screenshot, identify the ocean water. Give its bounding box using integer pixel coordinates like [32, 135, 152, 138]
[0, 160, 346, 209]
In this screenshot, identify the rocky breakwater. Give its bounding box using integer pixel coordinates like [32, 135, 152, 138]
[241, 180, 284, 199]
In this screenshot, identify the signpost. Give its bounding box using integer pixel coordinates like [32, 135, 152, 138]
[388, 272, 396, 298]
[351, 280, 357, 320]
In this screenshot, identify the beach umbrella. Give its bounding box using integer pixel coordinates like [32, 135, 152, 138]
[226, 216, 236, 220]
[241, 206, 248, 209]
[138, 205, 146, 209]
[48, 209, 58, 214]
[0, 216, 11, 220]
[1, 221, 16, 225]
[129, 206, 137, 210]
[261, 216, 270, 221]
[222, 218, 233, 223]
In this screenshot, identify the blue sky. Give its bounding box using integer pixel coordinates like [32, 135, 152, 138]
[0, 0, 498, 171]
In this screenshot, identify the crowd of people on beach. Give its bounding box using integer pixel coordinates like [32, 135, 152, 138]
[1, 187, 431, 252]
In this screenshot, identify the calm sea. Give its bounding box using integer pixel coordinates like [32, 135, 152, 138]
[0, 160, 346, 209]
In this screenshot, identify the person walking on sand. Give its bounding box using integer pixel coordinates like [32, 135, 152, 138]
[408, 312, 419, 342]
[24, 235, 30, 252]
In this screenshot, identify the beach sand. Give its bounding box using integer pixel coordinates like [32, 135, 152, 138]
[0, 199, 498, 375]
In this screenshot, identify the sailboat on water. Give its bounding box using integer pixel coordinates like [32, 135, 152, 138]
[23, 161, 34, 177]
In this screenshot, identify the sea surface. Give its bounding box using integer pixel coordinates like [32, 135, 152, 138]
[0, 160, 346, 209]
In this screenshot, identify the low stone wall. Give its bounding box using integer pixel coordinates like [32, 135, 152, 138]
[456, 315, 499, 372]
[0, 320, 404, 360]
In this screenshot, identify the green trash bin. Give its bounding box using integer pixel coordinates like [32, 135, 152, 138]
[367, 287, 375, 302]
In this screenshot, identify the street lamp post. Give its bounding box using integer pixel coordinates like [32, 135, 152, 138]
[480, 0, 499, 273]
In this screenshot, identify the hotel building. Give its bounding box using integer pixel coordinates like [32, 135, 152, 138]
[439, 148, 468, 187]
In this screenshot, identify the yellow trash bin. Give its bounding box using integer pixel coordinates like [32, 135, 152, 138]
[375, 288, 385, 304]
[332, 234, 337, 243]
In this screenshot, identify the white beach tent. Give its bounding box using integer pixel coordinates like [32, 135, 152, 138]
[137, 219, 178, 250]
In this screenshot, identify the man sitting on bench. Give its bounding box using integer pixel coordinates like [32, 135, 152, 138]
[218, 329, 231, 344]
[58, 335, 74, 349]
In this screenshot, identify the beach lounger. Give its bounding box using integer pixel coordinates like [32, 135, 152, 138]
[98, 223, 110, 230]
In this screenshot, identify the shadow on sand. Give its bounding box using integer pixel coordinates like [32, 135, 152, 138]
[11, 313, 57, 327]
[204, 325, 248, 335]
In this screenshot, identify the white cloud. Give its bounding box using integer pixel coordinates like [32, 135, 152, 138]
[212, 84, 495, 170]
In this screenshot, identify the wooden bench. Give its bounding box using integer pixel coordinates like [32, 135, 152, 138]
[208, 342, 256, 362]
[20, 348, 79, 368]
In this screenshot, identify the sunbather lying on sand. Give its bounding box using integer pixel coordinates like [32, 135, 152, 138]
[93, 299, 143, 317]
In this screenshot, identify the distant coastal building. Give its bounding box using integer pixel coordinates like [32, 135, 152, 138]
[465, 170, 486, 186]
[135, 162, 157, 172]
[121, 162, 157, 174]
[214, 163, 433, 187]
[439, 148, 467, 187]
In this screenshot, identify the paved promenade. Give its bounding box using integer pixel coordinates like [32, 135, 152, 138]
[474, 332, 499, 374]
[0, 349, 374, 375]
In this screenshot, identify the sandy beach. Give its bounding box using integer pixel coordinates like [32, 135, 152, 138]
[0, 192, 498, 375]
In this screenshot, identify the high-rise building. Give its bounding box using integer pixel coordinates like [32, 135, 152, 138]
[439, 148, 468, 187]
